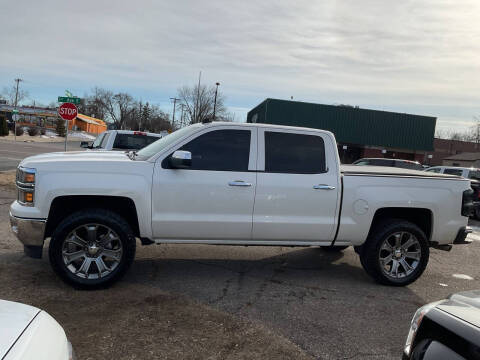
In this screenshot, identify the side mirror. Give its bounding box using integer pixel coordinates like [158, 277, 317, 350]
[169, 150, 192, 169]
[80, 141, 91, 148]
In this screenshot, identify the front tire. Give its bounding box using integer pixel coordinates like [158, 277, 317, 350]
[49, 209, 136, 289]
[359, 219, 429, 286]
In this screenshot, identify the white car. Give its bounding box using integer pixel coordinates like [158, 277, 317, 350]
[0, 300, 74, 360]
[424, 165, 480, 180]
[81, 130, 166, 151]
[9, 122, 473, 288]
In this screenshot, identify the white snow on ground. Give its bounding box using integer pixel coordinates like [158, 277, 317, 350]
[68, 131, 97, 140]
[44, 130, 97, 140]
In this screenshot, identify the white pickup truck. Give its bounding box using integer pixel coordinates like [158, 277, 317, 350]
[9, 122, 473, 289]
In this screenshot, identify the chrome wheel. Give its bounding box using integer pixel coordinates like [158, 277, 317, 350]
[378, 231, 421, 279]
[62, 224, 123, 279]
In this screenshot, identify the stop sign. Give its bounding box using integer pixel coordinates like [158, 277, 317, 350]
[58, 102, 78, 121]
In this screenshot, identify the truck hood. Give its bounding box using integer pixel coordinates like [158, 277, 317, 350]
[0, 300, 40, 359]
[341, 165, 465, 179]
[436, 290, 480, 329]
[20, 151, 132, 167]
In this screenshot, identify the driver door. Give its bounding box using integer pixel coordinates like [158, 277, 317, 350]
[151, 126, 257, 240]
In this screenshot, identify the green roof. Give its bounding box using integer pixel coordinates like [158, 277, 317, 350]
[247, 99, 436, 151]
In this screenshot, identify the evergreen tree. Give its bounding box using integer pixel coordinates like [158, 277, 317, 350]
[56, 118, 66, 137]
[0, 117, 8, 136]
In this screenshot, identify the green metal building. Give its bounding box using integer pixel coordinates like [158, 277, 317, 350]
[247, 98, 436, 163]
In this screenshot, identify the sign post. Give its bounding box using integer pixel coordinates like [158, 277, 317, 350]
[12, 109, 19, 142]
[58, 102, 78, 151]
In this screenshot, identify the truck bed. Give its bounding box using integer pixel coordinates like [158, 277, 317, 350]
[340, 165, 461, 179]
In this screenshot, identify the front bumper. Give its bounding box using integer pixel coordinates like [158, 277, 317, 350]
[9, 212, 46, 247]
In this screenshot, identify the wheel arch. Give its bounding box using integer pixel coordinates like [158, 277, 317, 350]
[368, 207, 433, 241]
[45, 195, 140, 239]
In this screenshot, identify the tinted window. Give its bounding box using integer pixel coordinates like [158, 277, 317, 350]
[265, 132, 326, 173]
[369, 159, 394, 167]
[425, 168, 441, 173]
[165, 129, 251, 171]
[113, 134, 160, 150]
[468, 170, 480, 180]
[443, 168, 463, 176]
[395, 161, 422, 170]
[354, 160, 371, 166]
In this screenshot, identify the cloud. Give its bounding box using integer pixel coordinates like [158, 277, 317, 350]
[1, 0, 479, 129]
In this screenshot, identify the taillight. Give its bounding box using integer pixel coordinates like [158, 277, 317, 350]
[462, 189, 474, 217]
[133, 131, 146, 136]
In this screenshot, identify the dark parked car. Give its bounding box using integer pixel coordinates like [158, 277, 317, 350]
[403, 290, 480, 360]
[353, 158, 424, 170]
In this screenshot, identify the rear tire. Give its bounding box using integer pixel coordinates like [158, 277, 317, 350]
[359, 219, 429, 286]
[49, 209, 136, 289]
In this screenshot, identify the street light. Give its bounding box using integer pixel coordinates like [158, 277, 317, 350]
[213, 82, 220, 121]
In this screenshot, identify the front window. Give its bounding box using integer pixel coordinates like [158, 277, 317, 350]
[163, 129, 251, 171]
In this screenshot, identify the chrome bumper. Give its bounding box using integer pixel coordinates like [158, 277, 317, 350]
[9, 212, 46, 247]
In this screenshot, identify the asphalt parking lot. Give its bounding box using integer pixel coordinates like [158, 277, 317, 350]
[0, 139, 82, 171]
[0, 181, 479, 360]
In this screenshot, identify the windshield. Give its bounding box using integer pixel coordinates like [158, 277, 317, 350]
[135, 124, 202, 160]
[92, 132, 106, 148]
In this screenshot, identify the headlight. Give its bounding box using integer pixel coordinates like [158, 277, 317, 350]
[16, 167, 36, 206]
[404, 300, 444, 357]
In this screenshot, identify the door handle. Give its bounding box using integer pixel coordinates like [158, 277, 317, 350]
[313, 184, 336, 190]
[229, 180, 252, 187]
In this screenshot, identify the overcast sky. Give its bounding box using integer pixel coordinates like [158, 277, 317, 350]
[1, 0, 479, 132]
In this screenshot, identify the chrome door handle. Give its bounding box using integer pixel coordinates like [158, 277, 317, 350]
[229, 181, 252, 187]
[313, 184, 336, 190]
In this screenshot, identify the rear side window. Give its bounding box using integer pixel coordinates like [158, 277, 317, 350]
[165, 129, 251, 171]
[443, 168, 463, 176]
[113, 134, 160, 150]
[265, 132, 326, 173]
[425, 168, 441, 173]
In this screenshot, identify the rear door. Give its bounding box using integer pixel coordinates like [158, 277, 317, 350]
[252, 128, 340, 242]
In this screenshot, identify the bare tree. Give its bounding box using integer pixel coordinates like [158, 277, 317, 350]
[177, 84, 227, 124]
[78, 87, 108, 120]
[2, 85, 29, 105]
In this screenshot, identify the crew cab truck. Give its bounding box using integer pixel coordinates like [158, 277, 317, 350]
[9, 122, 473, 289]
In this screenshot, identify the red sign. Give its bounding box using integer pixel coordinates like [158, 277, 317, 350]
[58, 102, 78, 121]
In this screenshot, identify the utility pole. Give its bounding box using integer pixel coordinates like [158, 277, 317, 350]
[179, 103, 185, 128]
[13, 78, 23, 142]
[213, 82, 220, 121]
[194, 71, 201, 123]
[170, 97, 180, 129]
